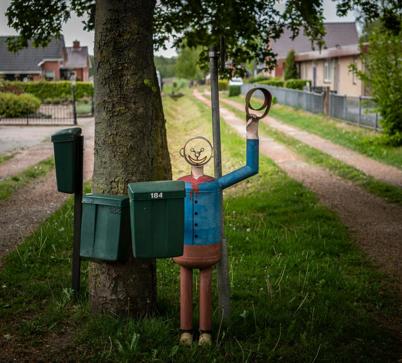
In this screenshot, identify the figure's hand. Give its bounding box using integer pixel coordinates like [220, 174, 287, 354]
[246, 117, 259, 139]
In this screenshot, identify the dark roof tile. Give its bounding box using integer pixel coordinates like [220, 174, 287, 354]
[271, 22, 359, 59]
[0, 36, 65, 73]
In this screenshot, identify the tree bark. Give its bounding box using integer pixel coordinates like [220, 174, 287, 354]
[89, 0, 172, 316]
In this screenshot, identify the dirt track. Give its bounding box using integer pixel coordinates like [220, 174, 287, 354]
[194, 90, 402, 298]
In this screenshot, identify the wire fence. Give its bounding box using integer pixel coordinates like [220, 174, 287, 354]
[241, 84, 381, 131]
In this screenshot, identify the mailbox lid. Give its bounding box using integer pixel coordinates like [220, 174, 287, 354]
[128, 180, 185, 200]
[51, 127, 82, 143]
[82, 193, 129, 207]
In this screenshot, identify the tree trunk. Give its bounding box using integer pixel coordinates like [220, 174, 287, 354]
[89, 0, 172, 316]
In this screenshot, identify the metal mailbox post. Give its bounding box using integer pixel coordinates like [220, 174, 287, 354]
[128, 181, 185, 258]
[51, 127, 83, 294]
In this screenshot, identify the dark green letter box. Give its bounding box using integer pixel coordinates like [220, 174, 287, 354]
[80, 194, 131, 261]
[128, 181, 185, 258]
[51, 127, 82, 193]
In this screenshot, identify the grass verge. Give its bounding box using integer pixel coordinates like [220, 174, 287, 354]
[222, 98, 402, 205]
[0, 153, 14, 166]
[225, 93, 402, 170]
[0, 158, 54, 200]
[0, 92, 400, 362]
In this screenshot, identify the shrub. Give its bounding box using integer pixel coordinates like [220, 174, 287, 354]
[285, 79, 309, 90]
[0, 92, 41, 117]
[353, 23, 402, 145]
[284, 50, 298, 80]
[259, 79, 284, 87]
[0, 81, 23, 95]
[248, 75, 270, 83]
[0, 81, 94, 101]
[218, 80, 228, 91]
[228, 85, 241, 97]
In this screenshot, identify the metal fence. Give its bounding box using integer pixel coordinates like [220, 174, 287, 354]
[329, 94, 380, 130]
[241, 84, 381, 131]
[0, 97, 94, 126]
[242, 83, 324, 114]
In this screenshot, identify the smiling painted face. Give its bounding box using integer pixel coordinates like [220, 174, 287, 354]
[180, 137, 213, 166]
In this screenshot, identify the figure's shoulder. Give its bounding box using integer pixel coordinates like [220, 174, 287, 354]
[178, 175, 215, 184]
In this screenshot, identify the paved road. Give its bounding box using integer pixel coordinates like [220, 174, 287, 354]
[0, 118, 94, 179]
[0, 118, 94, 154]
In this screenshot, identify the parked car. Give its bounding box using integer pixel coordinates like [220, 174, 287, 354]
[229, 77, 243, 86]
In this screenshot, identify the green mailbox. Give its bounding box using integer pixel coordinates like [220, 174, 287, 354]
[128, 181, 185, 258]
[80, 194, 131, 261]
[51, 127, 82, 193]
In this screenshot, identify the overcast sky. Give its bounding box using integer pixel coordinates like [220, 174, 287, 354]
[0, 1, 355, 57]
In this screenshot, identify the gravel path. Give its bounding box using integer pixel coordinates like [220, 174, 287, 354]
[0, 119, 94, 265]
[194, 90, 402, 297]
[221, 97, 402, 188]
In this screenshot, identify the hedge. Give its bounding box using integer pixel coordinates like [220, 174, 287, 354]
[248, 75, 270, 83]
[218, 80, 228, 91]
[0, 92, 41, 117]
[0, 81, 94, 101]
[259, 79, 284, 87]
[228, 85, 241, 97]
[285, 79, 309, 90]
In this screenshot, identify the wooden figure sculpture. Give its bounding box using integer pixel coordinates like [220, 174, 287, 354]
[174, 88, 272, 346]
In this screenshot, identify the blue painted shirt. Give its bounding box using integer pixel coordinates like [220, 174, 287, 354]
[179, 139, 259, 246]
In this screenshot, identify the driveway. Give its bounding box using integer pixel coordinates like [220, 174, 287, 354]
[0, 118, 94, 154]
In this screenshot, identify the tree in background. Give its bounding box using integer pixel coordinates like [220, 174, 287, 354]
[6, 0, 397, 317]
[175, 46, 204, 81]
[353, 20, 402, 145]
[154, 56, 177, 78]
[284, 50, 298, 80]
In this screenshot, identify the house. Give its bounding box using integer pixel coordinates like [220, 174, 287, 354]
[0, 36, 90, 81]
[265, 22, 364, 96]
[296, 44, 365, 97]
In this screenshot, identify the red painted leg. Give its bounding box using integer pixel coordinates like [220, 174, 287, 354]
[199, 267, 212, 332]
[180, 266, 193, 331]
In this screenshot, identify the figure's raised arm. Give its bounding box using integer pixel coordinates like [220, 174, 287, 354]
[218, 88, 271, 190]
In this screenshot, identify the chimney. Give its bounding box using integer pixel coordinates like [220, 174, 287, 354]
[73, 40, 80, 49]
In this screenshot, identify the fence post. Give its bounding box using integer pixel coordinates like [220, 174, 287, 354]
[358, 96, 361, 126]
[343, 95, 347, 120]
[323, 87, 330, 115]
[91, 94, 95, 116]
[71, 81, 78, 125]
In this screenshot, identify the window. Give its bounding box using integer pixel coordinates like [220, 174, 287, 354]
[324, 60, 334, 83]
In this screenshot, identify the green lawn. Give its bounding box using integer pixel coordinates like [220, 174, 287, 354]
[0, 92, 400, 362]
[225, 93, 402, 170]
[76, 100, 93, 116]
[221, 97, 402, 205]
